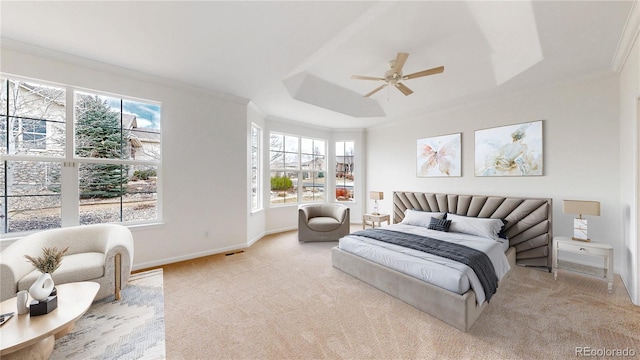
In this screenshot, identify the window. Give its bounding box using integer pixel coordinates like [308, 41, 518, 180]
[0, 76, 161, 234]
[336, 141, 355, 201]
[1, 79, 66, 234]
[1, 80, 65, 155]
[270, 132, 325, 205]
[251, 124, 262, 211]
[21, 119, 47, 149]
[75, 92, 161, 226]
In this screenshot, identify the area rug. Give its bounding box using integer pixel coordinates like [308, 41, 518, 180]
[50, 269, 165, 360]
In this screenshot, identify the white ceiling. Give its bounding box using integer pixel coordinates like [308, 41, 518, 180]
[0, 1, 633, 129]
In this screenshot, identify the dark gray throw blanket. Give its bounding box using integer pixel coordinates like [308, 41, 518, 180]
[352, 228, 499, 302]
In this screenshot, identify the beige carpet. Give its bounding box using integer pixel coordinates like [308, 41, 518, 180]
[162, 229, 640, 359]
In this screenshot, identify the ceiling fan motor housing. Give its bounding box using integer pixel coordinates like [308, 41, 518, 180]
[384, 68, 402, 85]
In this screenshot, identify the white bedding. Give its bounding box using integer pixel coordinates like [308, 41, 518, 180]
[338, 223, 511, 305]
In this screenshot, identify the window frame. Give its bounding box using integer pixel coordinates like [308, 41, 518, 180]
[21, 118, 47, 149]
[0, 74, 163, 236]
[250, 123, 262, 212]
[269, 131, 327, 207]
[335, 140, 355, 202]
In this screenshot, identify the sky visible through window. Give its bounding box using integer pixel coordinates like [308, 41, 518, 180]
[106, 98, 161, 130]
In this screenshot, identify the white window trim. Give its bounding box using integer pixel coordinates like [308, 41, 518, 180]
[0, 74, 163, 234]
[335, 140, 356, 202]
[250, 123, 262, 213]
[269, 131, 327, 207]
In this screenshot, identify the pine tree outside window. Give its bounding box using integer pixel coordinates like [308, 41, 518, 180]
[74, 91, 161, 226]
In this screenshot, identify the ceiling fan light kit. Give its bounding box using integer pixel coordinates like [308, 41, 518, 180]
[351, 52, 444, 97]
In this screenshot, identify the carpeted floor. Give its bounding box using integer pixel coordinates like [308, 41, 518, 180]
[162, 229, 640, 359]
[50, 269, 165, 360]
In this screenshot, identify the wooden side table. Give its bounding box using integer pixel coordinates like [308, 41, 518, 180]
[0, 282, 100, 359]
[552, 236, 614, 293]
[363, 213, 390, 229]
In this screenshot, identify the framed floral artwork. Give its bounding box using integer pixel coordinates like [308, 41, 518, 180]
[475, 120, 543, 176]
[417, 133, 461, 177]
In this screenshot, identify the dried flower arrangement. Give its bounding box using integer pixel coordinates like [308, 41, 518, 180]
[24, 246, 69, 274]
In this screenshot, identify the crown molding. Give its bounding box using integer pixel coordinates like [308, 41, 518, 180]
[612, 1, 640, 72]
[0, 37, 250, 106]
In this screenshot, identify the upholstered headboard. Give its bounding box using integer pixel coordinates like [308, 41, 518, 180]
[393, 192, 552, 269]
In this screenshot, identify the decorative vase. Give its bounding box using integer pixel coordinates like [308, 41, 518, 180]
[29, 272, 54, 301]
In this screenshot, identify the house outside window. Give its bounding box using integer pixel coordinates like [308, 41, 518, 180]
[0, 77, 161, 234]
[270, 132, 325, 205]
[336, 141, 355, 201]
[21, 119, 47, 149]
[251, 124, 262, 211]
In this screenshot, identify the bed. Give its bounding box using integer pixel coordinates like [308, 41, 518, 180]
[331, 191, 552, 331]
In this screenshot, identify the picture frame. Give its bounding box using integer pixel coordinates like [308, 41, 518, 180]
[474, 120, 543, 177]
[417, 133, 461, 177]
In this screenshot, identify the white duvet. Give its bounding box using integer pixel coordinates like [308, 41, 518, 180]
[338, 223, 511, 305]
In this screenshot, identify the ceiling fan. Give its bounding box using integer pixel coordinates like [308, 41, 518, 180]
[351, 52, 444, 97]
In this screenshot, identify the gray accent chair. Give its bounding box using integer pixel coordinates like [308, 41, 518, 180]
[298, 203, 350, 242]
[0, 224, 134, 302]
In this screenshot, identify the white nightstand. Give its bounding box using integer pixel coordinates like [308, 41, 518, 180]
[552, 236, 613, 293]
[363, 213, 390, 229]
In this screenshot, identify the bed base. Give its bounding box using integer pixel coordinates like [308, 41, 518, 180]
[332, 246, 516, 332]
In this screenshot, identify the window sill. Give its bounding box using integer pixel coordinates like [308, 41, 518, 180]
[1, 221, 165, 245]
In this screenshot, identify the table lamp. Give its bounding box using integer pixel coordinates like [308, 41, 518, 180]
[370, 191, 383, 215]
[562, 200, 600, 242]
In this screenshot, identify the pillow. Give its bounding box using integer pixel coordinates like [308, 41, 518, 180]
[498, 220, 509, 239]
[400, 209, 444, 228]
[428, 217, 452, 232]
[446, 213, 505, 241]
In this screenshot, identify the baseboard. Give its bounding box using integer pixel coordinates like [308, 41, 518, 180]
[132, 244, 247, 271]
[248, 231, 265, 247]
[133, 229, 293, 270]
[265, 226, 297, 235]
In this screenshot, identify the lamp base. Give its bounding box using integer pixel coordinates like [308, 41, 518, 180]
[571, 237, 591, 243]
[573, 218, 589, 243]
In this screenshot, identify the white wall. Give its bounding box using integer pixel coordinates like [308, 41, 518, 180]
[1, 46, 250, 269]
[366, 75, 624, 273]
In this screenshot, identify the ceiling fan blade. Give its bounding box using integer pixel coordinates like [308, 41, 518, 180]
[404, 66, 445, 80]
[395, 82, 414, 96]
[351, 75, 385, 81]
[392, 52, 409, 74]
[364, 84, 387, 97]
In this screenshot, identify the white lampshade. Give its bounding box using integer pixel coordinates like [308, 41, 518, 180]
[562, 200, 600, 217]
[370, 191, 384, 200]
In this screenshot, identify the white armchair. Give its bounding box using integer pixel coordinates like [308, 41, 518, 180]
[298, 203, 350, 242]
[0, 224, 134, 302]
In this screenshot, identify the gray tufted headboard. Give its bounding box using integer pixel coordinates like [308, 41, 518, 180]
[393, 191, 553, 269]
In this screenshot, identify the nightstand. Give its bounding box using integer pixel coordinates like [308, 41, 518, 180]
[363, 213, 390, 229]
[552, 236, 613, 293]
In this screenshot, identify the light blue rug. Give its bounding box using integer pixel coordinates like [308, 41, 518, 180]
[50, 269, 165, 360]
